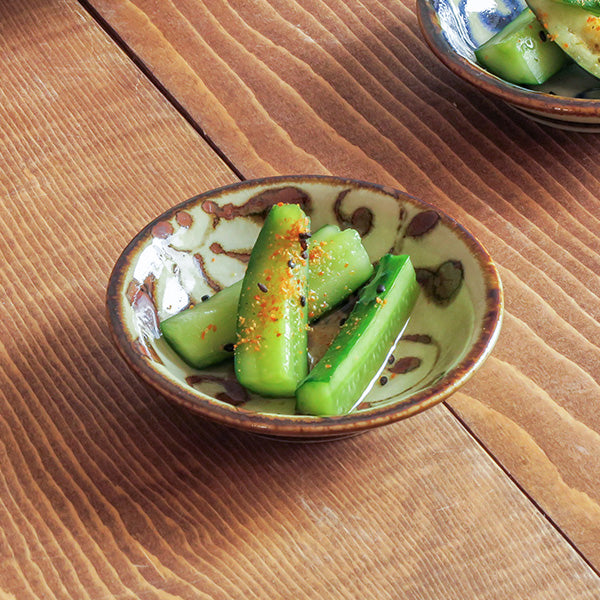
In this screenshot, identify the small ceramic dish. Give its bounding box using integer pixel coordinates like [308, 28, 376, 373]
[106, 176, 503, 440]
[417, 0, 600, 131]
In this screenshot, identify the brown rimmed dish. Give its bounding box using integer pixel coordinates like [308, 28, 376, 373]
[106, 175, 503, 440]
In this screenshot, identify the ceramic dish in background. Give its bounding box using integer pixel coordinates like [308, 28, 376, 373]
[106, 176, 503, 440]
[417, 0, 600, 131]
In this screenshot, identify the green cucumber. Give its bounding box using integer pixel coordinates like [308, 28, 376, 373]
[475, 8, 569, 84]
[310, 224, 340, 241]
[160, 223, 373, 369]
[235, 204, 310, 396]
[296, 254, 419, 416]
[527, 0, 600, 77]
[160, 281, 241, 368]
[555, 0, 600, 16]
[307, 226, 374, 319]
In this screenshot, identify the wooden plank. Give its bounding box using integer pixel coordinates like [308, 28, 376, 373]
[84, 0, 600, 568]
[1, 0, 599, 598]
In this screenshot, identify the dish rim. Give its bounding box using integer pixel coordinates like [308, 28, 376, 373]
[106, 174, 504, 438]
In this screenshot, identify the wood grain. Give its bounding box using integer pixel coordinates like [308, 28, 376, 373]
[84, 0, 600, 570]
[1, 0, 600, 597]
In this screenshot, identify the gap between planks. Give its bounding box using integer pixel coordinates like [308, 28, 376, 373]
[76, 0, 246, 181]
[75, 0, 600, 581]
[443, 400, 600, 580]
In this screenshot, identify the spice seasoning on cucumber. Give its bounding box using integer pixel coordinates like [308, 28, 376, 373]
[296, 254, 420, 417]
[526, 0, 600, 78]
[159, 223, 373, 369]
[234, 204, 310, 397]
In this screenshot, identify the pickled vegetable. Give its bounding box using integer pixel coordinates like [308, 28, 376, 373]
[235, 204, 310, 396]
[527, 0, 600, 78]
[296, 254, 419, 416]
[475, 8, 569, 84]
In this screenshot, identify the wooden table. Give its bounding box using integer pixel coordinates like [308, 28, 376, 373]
[2, 0, 600, 597]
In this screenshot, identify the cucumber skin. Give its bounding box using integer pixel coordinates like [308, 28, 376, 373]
[475, 9, 569, 85]
[159, 225, 373, 370]
[559, 0, 600, 14]
[235, 204, 310, 397]
[295, 254, 419, 417]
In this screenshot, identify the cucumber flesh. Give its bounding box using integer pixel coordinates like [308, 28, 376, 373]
[159, 281, 241, 369]
[475, 8, 569, 84]
[235, 204, 310, 397]
[296, 254, 420, 417]
[159, 224, 373, 369]
[527, 0, 600, 77]
[311, 224, 341, 242]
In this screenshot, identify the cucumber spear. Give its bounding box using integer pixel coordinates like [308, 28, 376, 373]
[296, 254, 419, 416]
[234, 204, 310, 397]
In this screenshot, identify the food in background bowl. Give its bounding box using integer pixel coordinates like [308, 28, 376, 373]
[474, 9, 570, 85]
[527, 0, 600, 79]
[475, 2, 600, 86]
[417, 0, 600, 130]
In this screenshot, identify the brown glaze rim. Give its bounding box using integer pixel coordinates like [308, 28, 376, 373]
[417, 0, 600, 119]
[106, 175, 503, 438]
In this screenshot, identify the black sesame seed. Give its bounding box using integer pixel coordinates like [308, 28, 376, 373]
[201, 295, 210, 302]
[257, 282, 268, 293]
[376, 284, 386, 293]
[539, 30, 547, 42]
[288, 259, 296, 268]
[339, 318, 346, 326]
[379, 376, 388, 386]
[388, 355, 395, 365]
[301, 250, 308, 259]
[300, 295, 306, 307]
[299, 232, 311, 240]
[223, 343, 234, 352]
